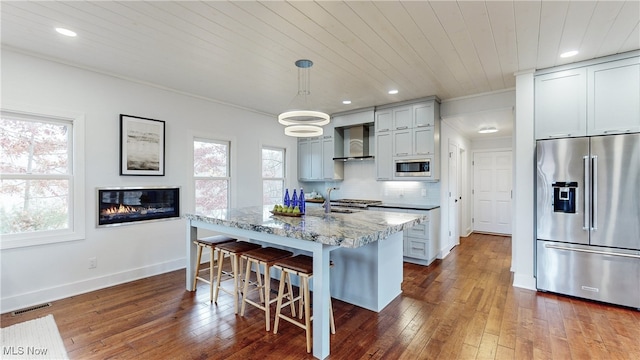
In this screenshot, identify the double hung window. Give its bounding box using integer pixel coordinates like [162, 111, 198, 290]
[262, 146, 285, 206]
[1, 108, 84, 248]
[193, 138, 230, 212]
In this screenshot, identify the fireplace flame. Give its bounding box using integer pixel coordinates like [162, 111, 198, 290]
[102, 204, 143, 215]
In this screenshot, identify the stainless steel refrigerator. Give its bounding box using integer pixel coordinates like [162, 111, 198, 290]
[536, 133, 640, 308]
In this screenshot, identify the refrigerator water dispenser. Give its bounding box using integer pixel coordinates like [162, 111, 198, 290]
[552, 182, 577, 213]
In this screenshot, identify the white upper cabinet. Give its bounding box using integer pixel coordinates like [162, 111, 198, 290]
[393, 129, 412, 156]
[414, 127, 434, 156]
[393, 106, 412, 130]
[298, 139, 312, 181]
[297, 129, 344, 182]
[535, 68, 587, 139]
[535, 52, 640, 139]
[375, 132, 393, 180]
[374, 97, 440, 181]
[587, 57, 640, 135]
[413, 102, 435, 128]
[375, 109, 392, 132]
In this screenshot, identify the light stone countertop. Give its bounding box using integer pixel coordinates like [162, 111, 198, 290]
[185, 205, 426, 248]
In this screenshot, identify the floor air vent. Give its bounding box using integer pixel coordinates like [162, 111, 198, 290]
[11, 302, 52, 316]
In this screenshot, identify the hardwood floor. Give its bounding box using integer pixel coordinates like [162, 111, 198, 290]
[3, 233, 640, 359]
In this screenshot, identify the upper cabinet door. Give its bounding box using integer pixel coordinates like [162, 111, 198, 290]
[587, 57, 640, 135]
[298, 139, 311, 181]
[375, 109, 392, 132]
[309, 138, 322, 180]
[393, 106, 412, 130]
[535, 68, 587, 139]
[375, 132, 393, 180]
[414, 127, 434, 155]
[413, 102, 434, 128]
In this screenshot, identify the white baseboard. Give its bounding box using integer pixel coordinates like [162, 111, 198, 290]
[512, 272, 536, 291]
[1, 258, 185, 314]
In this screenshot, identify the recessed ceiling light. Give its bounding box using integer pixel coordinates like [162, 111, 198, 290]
[342, 100, 351, 105]
[478, 127, 498, 134]
[55, 28, 77, 37]
[560, 50, 578, 58]
[388, 89, 398, 95]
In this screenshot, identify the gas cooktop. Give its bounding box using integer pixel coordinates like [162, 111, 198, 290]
[329, 199, 383, 208]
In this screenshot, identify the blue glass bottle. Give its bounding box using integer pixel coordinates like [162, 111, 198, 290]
[284, 189, 290, 207]
[299, 188, 305, 214]
[292, 189, 298, 208]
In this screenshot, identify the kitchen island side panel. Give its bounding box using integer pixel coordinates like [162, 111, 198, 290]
[329, 231, 403, 312]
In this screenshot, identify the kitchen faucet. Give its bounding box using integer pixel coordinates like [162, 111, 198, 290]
[324, 187, 340, 213]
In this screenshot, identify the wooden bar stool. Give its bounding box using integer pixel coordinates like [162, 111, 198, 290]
[272, 255, 336, 353]
[192, 235, 236, 303]
[213, 241, 262, 313]
[240, 247, 293, 331]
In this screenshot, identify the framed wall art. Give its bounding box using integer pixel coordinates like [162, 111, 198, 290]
[119, 114, 165, 176]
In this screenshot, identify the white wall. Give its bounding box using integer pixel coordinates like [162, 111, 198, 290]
[438, 121, 471, 258]
[306, 162, 441, 206]
[0, 50, 299, 313]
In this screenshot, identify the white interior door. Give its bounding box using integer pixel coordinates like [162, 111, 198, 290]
[448, 143, 460, 248]
[473, 151, 512, 234]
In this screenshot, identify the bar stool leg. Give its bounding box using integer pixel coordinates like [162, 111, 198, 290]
[302, 276, 312, 354]
[209, 247, 217, 303]
[240, 259, 253, 316]
[263, 263, 271, 331]
[273, 270, 289, 334]
[213, 249, 226, 304]
[192, 244, 204, 291]
[231, 253, 240, 314]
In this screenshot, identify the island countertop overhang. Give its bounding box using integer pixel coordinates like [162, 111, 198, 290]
[185, 206, 426, 248]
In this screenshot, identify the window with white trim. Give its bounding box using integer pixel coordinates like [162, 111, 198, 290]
[1, 108, 85, 249]
[262, 146, 285, 206]
[193, 138, 230, 212]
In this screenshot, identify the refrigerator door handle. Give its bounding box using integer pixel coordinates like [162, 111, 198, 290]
[592, 155, 598, 230]
[583, 155, 590, 230]
[544, 244, 640, 259]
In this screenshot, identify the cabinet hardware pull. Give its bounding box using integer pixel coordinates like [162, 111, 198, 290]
[549, 133, 570, 138]
[378, 129, 389, 132]
[603, 129, 630, 134]
[416, 124, 431, 128]
[396, 126, 408, 130]
[592, 155, 598, 230]
[396, 152, 409, 156]
[544, 244, 640, 259]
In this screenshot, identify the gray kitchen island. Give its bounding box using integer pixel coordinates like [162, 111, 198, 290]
[185, 205, 425, 360]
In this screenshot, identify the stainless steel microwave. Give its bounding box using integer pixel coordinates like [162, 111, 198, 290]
[395, 158, 431, 177]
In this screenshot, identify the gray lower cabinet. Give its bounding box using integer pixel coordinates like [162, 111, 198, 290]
[369, 206, 440, 265]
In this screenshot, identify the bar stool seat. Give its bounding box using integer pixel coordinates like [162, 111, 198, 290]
[192, 235, 236, 303]
[213, 241, 262, 313]
[240, 247, 294, 331]
[273, 255, 336, 353]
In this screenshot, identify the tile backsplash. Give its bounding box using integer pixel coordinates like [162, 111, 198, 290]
[300, 161, 440, 205]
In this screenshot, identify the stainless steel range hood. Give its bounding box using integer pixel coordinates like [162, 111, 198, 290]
[333, 125, 374, 161]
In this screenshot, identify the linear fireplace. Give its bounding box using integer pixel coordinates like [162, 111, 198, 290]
[97, 186, 180, 227]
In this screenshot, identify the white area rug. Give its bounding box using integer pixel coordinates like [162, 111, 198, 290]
[1, 314, 68, 360]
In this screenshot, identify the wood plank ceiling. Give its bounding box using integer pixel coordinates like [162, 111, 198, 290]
[1, 1, 639, 127]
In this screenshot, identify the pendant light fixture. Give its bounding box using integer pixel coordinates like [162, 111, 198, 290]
[278, 59, 330, 137]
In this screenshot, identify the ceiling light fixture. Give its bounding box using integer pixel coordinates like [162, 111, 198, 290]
[388, 89, 399, 95]
[560, 50, 579, 58]
[55, 27, 77, 37]
[284, 124, 323, 137]
[278, 59, 330, 137]
[478, 126, 498, 134]
[342, 100, 351, 105]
